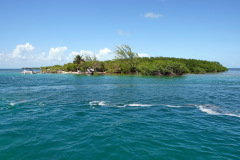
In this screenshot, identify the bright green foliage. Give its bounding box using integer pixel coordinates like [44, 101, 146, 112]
[137, 60, 190, 76]
[137, 61, 159, 75]
[41, 63, 77, 73]
[73, 55, 84, 71]
[115, 45, 139, 73]
[63, 63, 77, 72]
[103, 60, 120, 73]
[41, 45, 228, 76]
[193, 67, 206, 74]
[81, 55, 101, 72]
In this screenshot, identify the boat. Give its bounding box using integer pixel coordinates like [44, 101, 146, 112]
[22, 68, 38, 74]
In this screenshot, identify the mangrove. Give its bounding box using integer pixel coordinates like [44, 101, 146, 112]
[41, 45, 228, 76]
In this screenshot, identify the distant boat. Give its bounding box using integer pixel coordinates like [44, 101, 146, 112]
[22, 70, 36, 74]
[22, 68, 38, 74]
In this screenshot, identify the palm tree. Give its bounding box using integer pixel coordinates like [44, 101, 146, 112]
[73, 55, 84, 72]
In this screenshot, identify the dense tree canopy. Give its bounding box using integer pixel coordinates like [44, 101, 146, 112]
[41, 45, 228, 75]
[73, 55, 84, 71]
[115, 45, 139, 73]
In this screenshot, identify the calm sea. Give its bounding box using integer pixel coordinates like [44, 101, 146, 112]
[0, 69, 240, 160]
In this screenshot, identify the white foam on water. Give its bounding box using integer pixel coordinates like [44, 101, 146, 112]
[98, 101, 106, 106]
[9, 99, 29, 107]
[185, 104, 198, 107]
[89, 102, 152, 108]
[89, 101, 106, 106]
[10, 102, 15, 106]
[165, 105, 183, 108]
[128, 104, 152, 107]
[87, 101, 240, 118]
[224, 113, 240, 118]
[39, 102, 46, 106]
[117, 104, 152, 108]
[197, 104, 240, 118]
[89, 101, 98, 105]
[198, 105, 220, 115]
[117, 105, 127, 108]
[8, 100, 25, 108]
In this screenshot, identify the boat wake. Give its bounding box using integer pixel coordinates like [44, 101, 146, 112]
[88, 101, 240, 118]
[10, 102, 16, 106]
[197, 104, 240, 118]
[89, 101, 152, 108]
[1, 100, 27, 110]
[9, 99, 27, 106]
[165, 105, 183, 108]
[128, 104, 152, 107]
[117, 104, 152, 108]
[89, 101, 107, 106]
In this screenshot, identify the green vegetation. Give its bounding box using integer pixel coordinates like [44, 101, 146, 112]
[115, 45, 139, 73]
[73, 55, 84, 71]
[41, 45, 228, 75]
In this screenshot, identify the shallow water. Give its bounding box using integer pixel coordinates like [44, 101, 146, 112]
[0, 69, 240, 159]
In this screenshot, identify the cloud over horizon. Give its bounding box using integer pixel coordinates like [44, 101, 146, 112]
[47, 47, 67, 62]
[97, 48, 112, 60]
[0, 43, 113, 68]
[138, 53, 149, 57]
[10, 43, 35, 59]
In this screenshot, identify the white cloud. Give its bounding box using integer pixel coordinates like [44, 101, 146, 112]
[65, 48, 113, 62]
[97, 48, 113, 61]
[144, 12, 163, 19]
[10, 43, 34, 59]
[65, 51, 81, 62]
[99, 48, 111, 55]
[117, 30, 130, 37]
[0, 44, 114, 68]
[37, 52, 46, 60]
[65, 50, 93, 62]
[47, 47, 67, 61]
[0, 43, 37, 68]
[79, 50, 94, 57]
[138, 53, 149, 57]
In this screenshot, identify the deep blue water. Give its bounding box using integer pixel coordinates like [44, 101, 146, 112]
[0, 69, 240, 160]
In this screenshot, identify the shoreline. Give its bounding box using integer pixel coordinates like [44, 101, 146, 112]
[41, 71, 106, 75]
[39, 70, 227, 76]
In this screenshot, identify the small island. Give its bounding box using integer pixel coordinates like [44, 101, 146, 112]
[41, 45, 228, 76]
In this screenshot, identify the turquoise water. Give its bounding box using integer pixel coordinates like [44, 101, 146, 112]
[0, 69, 240, 160]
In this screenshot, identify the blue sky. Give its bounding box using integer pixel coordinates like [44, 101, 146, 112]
[0, 0, 240, 68]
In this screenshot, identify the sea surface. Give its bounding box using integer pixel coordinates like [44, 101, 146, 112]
[0, 69, 240, 160]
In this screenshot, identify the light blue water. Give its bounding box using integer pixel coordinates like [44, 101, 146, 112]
[0, 69, 240, 159]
